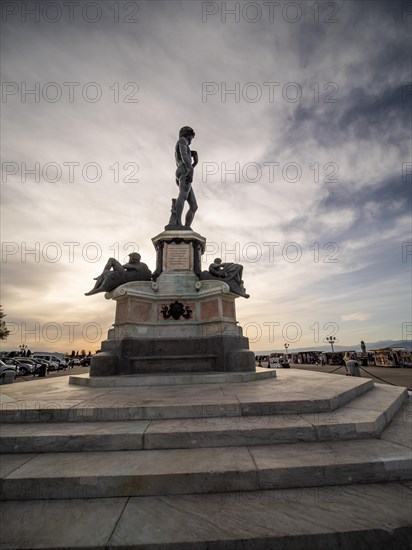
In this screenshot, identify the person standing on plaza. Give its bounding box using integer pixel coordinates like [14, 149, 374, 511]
[344, 352, 361, 376]
[360, 340, 368, 366]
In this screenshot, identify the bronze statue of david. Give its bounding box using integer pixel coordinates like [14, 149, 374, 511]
[173, 126, 198, 228]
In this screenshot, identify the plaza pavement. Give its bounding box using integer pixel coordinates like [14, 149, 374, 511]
[0, 367, 411, 549]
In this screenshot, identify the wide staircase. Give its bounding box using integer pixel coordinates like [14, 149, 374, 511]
[0, 368, 411, 549]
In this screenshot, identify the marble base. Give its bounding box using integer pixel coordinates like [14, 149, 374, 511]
[91, 268, 255, 376]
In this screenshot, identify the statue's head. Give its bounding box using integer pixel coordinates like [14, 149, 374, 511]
[129, 252, 141, 263]
[214, 258, 222, 264]
[179, 126, 195, 139]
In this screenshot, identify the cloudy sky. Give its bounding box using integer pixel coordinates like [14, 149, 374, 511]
[1, 0, 411, 354]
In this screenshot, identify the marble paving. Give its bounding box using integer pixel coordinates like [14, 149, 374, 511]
[0, 368, 411, 549]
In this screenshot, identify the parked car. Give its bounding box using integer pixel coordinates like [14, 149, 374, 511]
[32, 354, 66, 367]
[0, 360, 17, 383]
[18, 364, 34, 375]
[15, 358, 37, 375]
[15, 358, 36, 367]
[2, 358, 34, 375]
[0, 359, 17, 371]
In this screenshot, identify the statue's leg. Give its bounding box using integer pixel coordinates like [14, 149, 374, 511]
[185, 187, 198, 228]
[85, 287, 104, 296]
[94, 258, 121, 280]
[110, 259, 124, 272]
[88, 258, 123, 293]
[175, 171, 191, 226]
[85, 271, 121, 296]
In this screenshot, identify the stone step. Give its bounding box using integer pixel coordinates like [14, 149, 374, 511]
[129, 354, 217, 373]
[3, 482, 410, 549]
[141, 383, 407, 450]
[0, 385, 406, 454]
[2, 437, 411, 501]
[69, 368, 277, 387]
[0, 421, 150, 453]
[0, 372, 410, 548]
[0, 375, 374, 423]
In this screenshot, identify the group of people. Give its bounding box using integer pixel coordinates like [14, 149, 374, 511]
[257, 352, 364, 377]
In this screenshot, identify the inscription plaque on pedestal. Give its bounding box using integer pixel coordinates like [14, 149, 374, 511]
[166, 243, 190, 270]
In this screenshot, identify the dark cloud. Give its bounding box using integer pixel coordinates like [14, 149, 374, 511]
[290, 82, 409, 148]
[295, 174, 409, 245]
[339, 84, 410, 138]
[321, 173, 410, 214]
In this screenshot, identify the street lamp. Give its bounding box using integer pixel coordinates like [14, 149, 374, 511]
[326, 336, 336, 353]
[19, 344, 27, 356]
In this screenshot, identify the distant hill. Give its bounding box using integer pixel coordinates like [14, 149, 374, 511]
[255, 340, 412, 354]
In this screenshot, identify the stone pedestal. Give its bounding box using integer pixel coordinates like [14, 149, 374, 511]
[90, 230, 255, 376]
